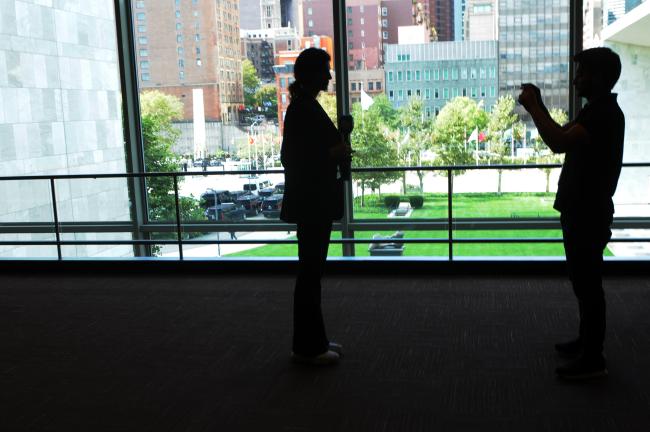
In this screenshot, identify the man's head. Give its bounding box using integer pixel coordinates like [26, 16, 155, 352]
[573, 47, 621, 98]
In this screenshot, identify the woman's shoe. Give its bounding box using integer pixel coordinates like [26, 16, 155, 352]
[328, 342, 343, 356]
[291, 350, 340, 366]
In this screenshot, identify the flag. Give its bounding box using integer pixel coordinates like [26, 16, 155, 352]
[478, 131, 486, 142]
[468, 127, 479, 143]
[360, 88, 374, 111]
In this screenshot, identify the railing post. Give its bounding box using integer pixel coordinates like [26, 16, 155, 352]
[49, 178, 62, 260]
[173, 175, 183, 260]
[447, 168, 453, 261]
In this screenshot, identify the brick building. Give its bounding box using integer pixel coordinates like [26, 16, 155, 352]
[132, 0, 243, 123]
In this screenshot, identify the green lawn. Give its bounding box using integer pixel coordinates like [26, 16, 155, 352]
[225, 193, 613, 258]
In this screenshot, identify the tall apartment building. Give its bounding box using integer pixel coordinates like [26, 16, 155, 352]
[464, 0, 496, 41]
[583, 0, 604, 49]
[454, 0, 467, 41]
[133, 0, 243, 124]
[240, 0, 263, 29]
[381, 0, 417, 44]
[261, 0, 282, 29]
[346, 0, 384, 69]
[497, 0, 571, 120]
[241, 27, 300, 82]
[385, 41, 498, 116]
[428, 0, 455, 41]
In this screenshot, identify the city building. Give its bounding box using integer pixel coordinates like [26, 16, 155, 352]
[239, 0, 263, 30]
[132, 0, 243, 124]
[497, 0, 571, 120]
[583, 0, 605, 49]
[384, 40, 498, 116]
[454, 0, 467, 41]
[330, 69, 386, 105]
[241, 27, 300, 82]
[345, 0, 384, 70]
[464, 0, 496, 41]
[381, 0, 417, 45]
[261, 0, 282, 29]
[428, 0, 456, 41]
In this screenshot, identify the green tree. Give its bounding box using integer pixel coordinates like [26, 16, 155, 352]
[255, 84, 278, 120]
[372, 94, 399, 129]
[396, 97, 434, 192]
[486, 95, 520, 194]
[433, 97, 487, 174]
[351, 102, 400, 205]
[242, 59, 260, 107]
[140, 91, 202, 226]
[317, 92, 338, 125]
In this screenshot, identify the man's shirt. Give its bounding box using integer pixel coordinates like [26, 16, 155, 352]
[554, 93, 625, 217]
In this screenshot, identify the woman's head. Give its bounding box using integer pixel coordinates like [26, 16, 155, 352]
[289, 47, 332, 100]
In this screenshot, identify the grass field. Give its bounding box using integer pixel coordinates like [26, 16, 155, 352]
[226, 192, 613, 258]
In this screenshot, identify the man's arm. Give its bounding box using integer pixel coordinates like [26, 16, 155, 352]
[519, 84, 590, 154]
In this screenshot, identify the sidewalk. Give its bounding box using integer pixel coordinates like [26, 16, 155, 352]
[161, 230, 295, 258]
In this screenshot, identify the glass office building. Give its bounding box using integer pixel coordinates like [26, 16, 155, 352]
[497, 0, 571, 120]
[384, 41, 498, 115]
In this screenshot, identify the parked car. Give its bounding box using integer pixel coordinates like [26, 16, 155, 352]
[261, 194, 283, 219]
[192, 159, 204, 167]
[258, 187, 275, 198]
[200, 189, 245, 222]
[236, 193, 262, 216]
[243, 177, 272, 195]
[209, 159, 222, 167]
[273, 182, 285, 195]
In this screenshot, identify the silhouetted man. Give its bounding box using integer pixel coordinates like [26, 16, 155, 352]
[519, 47, 624, 379]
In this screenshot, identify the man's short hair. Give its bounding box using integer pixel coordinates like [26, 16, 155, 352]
[574, 47, 622, 91]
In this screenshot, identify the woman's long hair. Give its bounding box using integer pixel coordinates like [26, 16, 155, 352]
[288, 47, 331, 101]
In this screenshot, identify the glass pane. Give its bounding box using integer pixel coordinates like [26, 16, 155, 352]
[0, 1, 130, 258]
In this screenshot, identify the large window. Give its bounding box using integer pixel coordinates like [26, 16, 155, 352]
[1, 0, 649, 261]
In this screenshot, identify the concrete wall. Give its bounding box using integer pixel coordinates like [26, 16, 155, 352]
[606, 41, 650, 214]
[0, 0, 132, 258]
[172, 122, 249, 156]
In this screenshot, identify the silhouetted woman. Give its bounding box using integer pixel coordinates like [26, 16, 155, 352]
[280, 48, 351, 366]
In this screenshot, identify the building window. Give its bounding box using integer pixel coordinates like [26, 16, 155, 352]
[480, 67, 486, 79]
[178, 59, 184, 68]
[461, 67, 467, 79]
[196, 47, 200, 55]
[360, 5, 364, 13]
[452, 87, 459, 97]
[407, 89, 412, 97]
[346, 6, 352, 14]
[480, 87, 486, 97]
[382, 31, 388, 39]
[381, 7, 388, 16]
[471, 87, 477, 97]
[138, 36, 148, 44]
[376, 81, 381, 90]
[307, 7, 312, 15]
[368, 82, 374, 91]
[137, 25, 146, 32]
[443, 69, 449, 80]
[443, 88, 449, 99]
[451, 68, 458, 80]
[175, 10, 181, 18]
[406, 71, 411, 81]
[309, 20, 314, 28]
[139, 49, 148, 57]
[382, 19, 388, 27]
[471, 68, 477, 79]
[360, 18, 364, 25]
[425, 88, 430, 99]
[177, 47, 184, 55]
[136, 1, 145, 8]
[398, 90, 404, 100]
[351, 82, 357, 91]
[397, 71, 403, 81]
[389, 90, 394, 100]
[415, 70, 421, 81]
[281, 94, 287, 104]
[179, 71, 185, 80]
[348, 30, 353, 37]
[424, 70, 430, 81]
[196, 59, 202, 66]
[434, 69, 439, 80]
[142, 72, 150, 81]
[462, 88, 467, 96]
[388, 71, 393, 82]
[490, 86, 496, 97]
[434, 88, 439, 98]
[194, 34, 200, 41]
[136, 12, 146, 21]
[140, 60, 149, 69]
[176, 23, 182, 30]
[177, 35, 183, 43]
[416, 89, 421, 97]
[361, 30, 365, 37]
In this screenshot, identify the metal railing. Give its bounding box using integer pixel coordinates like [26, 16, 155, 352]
[1, 162, 649, 260]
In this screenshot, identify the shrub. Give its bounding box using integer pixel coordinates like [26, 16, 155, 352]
[384, 195, 401, 209]
[409, 195, 424, 209]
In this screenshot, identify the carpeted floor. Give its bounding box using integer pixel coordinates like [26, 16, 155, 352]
[1, 273, 650, 431]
